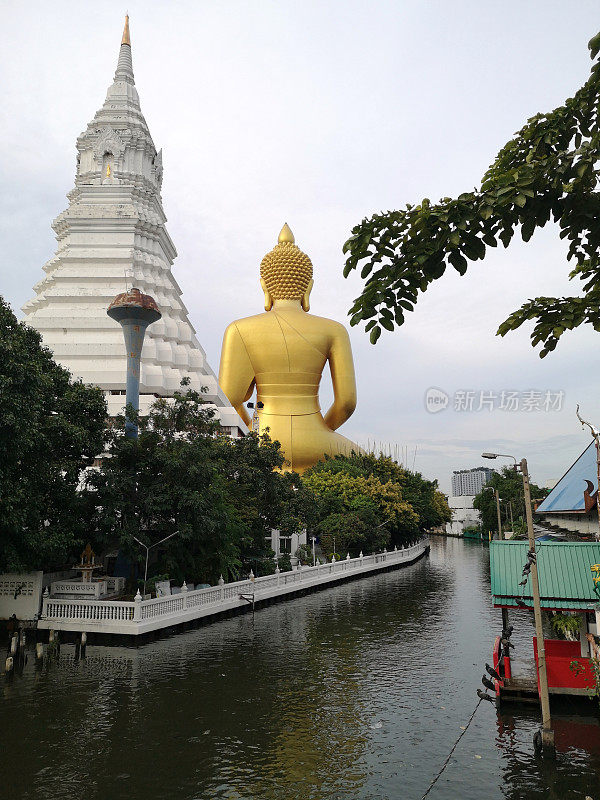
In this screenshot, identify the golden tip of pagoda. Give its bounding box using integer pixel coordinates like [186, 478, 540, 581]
[278, 223, 295, 245]
[121, 14, 131, 46]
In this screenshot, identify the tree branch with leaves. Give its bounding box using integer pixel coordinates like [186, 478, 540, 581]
[343, 32, 600, 357]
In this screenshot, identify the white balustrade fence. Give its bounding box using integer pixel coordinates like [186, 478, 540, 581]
[50, 576, 125, 599]
[50, 580, 108, 599]
[38, 540, 428, 636]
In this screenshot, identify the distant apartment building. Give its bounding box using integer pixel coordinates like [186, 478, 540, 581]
[451, 467, 495, 496]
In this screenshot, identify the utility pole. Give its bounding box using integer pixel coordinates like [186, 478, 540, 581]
[482, 451, 554, 756]
[521, 458, 554, 755]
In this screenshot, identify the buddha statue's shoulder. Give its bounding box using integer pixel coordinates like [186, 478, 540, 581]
[301, 313, 350, 338]
[224, 311, 349, 341]
[224, 312, 272, 335]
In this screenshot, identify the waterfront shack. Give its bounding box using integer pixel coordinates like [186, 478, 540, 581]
[489, 540, 600, 703]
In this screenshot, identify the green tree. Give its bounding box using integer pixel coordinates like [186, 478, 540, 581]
[316, 508, 383, 560]
[0, 297, 106, 571]
[302, 467, 419, 555]
[343, 32, 600, 358]
[87, 386, 307, 584]
[307, 452, 450, 533]
[473, 466, 545, 535]
[213, 428, 288, 576]
[87, 388, 244, 585]
[276, 472, 318, 538]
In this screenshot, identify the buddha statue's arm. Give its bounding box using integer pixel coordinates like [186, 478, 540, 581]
[323, 324, 357, 431]
[218, 323, 255, 427]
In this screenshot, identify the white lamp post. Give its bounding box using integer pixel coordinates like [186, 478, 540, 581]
[132, 531, 179, 598]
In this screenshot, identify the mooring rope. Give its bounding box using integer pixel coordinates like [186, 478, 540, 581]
[420, 697, 483, 800]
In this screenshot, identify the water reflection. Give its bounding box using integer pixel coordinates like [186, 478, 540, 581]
[2, 538, 599, 800]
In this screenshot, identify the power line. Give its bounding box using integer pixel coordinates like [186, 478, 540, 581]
[420, 697, 483, 800]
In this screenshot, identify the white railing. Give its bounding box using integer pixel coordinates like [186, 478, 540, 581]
[43, 598, 135, 621]
[50, 580, 108, 599]
[38, 540, 428, 635]
[50, 576, 126, 598]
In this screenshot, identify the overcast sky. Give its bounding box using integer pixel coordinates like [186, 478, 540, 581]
[2, 1, 600, 492]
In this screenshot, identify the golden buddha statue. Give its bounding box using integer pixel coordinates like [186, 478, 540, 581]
[219, 224, 360, 473]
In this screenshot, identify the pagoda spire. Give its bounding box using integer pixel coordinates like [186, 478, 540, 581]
[115, 15, 134, 83]
[121, 14, 131, 45]
[22, 14, 247, 438]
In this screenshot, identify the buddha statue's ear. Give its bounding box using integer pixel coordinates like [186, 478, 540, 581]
[301, 279, 313, 312]
[260, 277, 273, 311]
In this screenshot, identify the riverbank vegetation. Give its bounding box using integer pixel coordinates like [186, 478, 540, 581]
[0, 299, 449, 584]
[85, 391, 449, 583]
[0, 298, 106, 572]
[303, 453, 449, 558]
[472, 466, 546, 536]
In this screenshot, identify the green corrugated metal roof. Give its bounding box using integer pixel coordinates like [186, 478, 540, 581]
[490, 540, 600, 610]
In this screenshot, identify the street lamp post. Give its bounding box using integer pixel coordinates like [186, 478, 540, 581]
[484, 486, 503, 541]
[132, 531, 179, 598]
[482, 452, 554, 755]
[501, 499, 514, 534]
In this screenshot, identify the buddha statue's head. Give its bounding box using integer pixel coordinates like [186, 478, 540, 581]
[260, 223, 314, 312]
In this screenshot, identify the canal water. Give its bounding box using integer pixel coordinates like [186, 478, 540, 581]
[2, 537, 600, 800]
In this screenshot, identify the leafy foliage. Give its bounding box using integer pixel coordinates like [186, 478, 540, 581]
[549, 612, 582, 640]
[0, 297, 106, 571]
[303, 469, 417, 556]
[472, 466, 545, 534]
[86, 387, 299, 584]
[0, 300, 447, 578]
[294, 543, 314, 565]
[303, 452, 447, 555]
[343, 33, 600, 357]
[307, 452, 450, 533]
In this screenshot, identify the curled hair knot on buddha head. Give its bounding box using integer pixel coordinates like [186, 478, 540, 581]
[260, 223, 314, 311]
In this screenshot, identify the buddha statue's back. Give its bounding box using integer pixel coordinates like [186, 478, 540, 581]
[219, 225, 359, 473]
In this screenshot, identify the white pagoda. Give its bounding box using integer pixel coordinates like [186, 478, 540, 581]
[22, 17, 245, 435]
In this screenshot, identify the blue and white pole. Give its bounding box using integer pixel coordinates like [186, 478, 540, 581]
[107, 288, 161, 438]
